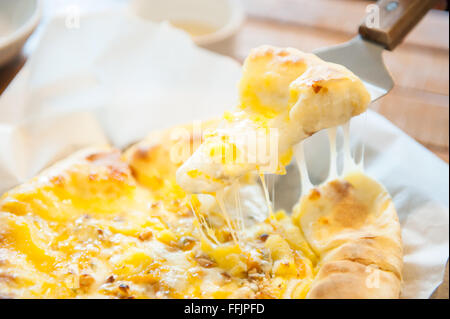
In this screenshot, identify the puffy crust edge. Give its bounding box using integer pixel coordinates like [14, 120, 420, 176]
[305, 184, 403, 299]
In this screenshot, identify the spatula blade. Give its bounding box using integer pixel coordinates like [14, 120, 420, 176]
[313, 36, 394, 102]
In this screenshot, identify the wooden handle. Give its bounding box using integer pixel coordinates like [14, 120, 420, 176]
[359, 0, 438, 50]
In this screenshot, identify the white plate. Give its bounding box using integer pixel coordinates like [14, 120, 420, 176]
[0, 0, 41, 67]
[130, 0, 245, 56]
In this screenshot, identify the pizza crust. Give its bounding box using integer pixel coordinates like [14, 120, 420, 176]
[307, 260, 401, 299]
[293, 172, 403, 299]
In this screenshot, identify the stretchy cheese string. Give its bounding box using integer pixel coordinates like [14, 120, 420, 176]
[357, 142, 365, 170]
[294, 142, 313, 197]
[233, 181, 245, 236]
[342, 121, 354, 175]
[327, 127, 338, 180]
[189, 197, 219, 245]
[295, 123, 364, 199]
[269, 174, 275, 210]
[216, 190, 240, 245]
[259, 173, 275, 219]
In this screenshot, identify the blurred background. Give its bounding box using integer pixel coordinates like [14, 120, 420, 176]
[1, 0, 448, 164]
[0, 0, 448, 156]
[0, 0, 448, 298]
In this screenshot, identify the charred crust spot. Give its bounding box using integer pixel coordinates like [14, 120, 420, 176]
[277, 49, 290, 57]
[133, 144, 159, 162]
[330, 187, 368, 228]
[179, 236, 196, 250]
[303, 130, 315, 137]
[134, 145, 154, 160]
[329, 180, 352, 198]
[135, 146, 150, 160]
[222, 232, 234, 243]
[138, 231, 153, 241]
[247, 259, 263, 274]
[118, 283, 130, 294]
[105, 275, 115, 283]
[0, 272, 16, 283]
[85, 151, 131, 182]
[251, 46, 275, 58]
[194, 254, 217, 268]
[221, 272, 231, 280]
[128, 165, 139, 179]
[318, 216, 329, 225]
[250, 46, 304, 65]
[259, 234, 269, 242]
[108, 166, 129, 182]
[312, 83, 323, 93]
[79, 274, 95, 288]
[308, 189, 321, 200]
[151, 201, 161, 209]
[86, 151, 120, 164]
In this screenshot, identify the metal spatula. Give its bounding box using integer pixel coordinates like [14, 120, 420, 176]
[313, 0, 438, 102]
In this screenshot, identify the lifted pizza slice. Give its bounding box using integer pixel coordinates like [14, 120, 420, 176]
[176, 46, 370, 194]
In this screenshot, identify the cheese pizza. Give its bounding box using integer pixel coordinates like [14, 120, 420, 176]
[0, 46, 402, 299]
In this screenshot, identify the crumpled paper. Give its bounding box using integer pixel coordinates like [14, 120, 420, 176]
[0, 9, 448, 299]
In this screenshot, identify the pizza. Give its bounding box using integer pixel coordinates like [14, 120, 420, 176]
[0, 46, 402, 299]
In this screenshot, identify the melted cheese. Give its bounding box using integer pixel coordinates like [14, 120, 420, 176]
[176, 45, 370, 194]
[0, 125, 315, 299]
[173, 47, 371, 289]
[0, 46, 400, 299]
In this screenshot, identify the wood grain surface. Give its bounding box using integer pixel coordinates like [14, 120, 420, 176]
[358, 0, 439, 50]
[0, 0, 448, 299]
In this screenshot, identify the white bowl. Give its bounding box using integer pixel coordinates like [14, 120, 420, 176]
[130, 0, 245, 56]
[0, 0, 41, 67]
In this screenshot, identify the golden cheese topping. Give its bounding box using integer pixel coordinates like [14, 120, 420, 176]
[0, 124, 401, 298]
[0, 124, 317, 299]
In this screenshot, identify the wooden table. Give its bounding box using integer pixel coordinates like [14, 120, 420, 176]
[0, 0, 448, 298]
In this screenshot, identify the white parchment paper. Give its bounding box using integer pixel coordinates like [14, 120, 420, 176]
[0, 9, 448, 299]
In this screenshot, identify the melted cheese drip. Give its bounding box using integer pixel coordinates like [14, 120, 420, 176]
[295, 122, 363, 199]
[294, 142, 313, 196]
[259, 173, 274, 218]
[342, 121, 354, 175]
[189, 196, 220, 245]
[327, 127, 338, 180]
[216, 190, 240, 245]
[232, 182, 245, 238]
